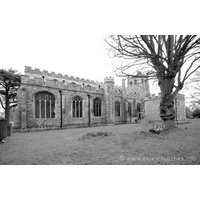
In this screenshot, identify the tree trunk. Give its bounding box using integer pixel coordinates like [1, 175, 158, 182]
[159, 93, 175, 129]
[159, 76, 176, 129]
[5, 92, 10, 122]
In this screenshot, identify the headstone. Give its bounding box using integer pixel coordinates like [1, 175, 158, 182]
[141, 116, 149, 132]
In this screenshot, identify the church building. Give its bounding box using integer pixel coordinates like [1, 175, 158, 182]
[11, 66, 186, 131]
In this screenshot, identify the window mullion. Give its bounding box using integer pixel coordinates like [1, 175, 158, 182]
[96, 102, 98, 116]
[50, 100, 51, 119]
[79, 101, 81, 118]
[94, 101, 96, 116]
[74, 100, 76, 117]
[97, 102, 99, 116]
[96, 102, 97, 116]
[75, 100, 77, 117]
[99, 102, 101, 116]
[45, 100, 46, 118]
[39, 100, 41, 118]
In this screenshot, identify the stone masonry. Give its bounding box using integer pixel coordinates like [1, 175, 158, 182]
[144, 93, 186, 121]
[11, 66, 186, 131]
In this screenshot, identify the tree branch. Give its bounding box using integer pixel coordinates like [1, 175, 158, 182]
[0, 97, 5, 110]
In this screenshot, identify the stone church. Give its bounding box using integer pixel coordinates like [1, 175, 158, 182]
[11, 66, 186, 131]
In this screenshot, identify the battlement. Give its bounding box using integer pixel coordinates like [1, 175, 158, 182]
[21, 75, 104, 94]
[114, 85, 122, 91]
[175, 93, 185, 99]
[104, 76, 114, 83]
[127, 93, 142, 99]
[144, 93, 185, 101]
[25, 66, 103, 86]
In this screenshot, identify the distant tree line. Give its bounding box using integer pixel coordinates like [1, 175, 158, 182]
[191, 108, 200, 118]
[186, 106, 200, 118]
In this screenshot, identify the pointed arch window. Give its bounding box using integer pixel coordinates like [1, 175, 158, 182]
[72, 96, 83, 118]
[115, 101, 121, 116]
[93, 97, 101, 117]
[35, 92, 55, 118]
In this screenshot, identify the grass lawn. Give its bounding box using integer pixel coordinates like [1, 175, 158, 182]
[0, 120, 200, 165]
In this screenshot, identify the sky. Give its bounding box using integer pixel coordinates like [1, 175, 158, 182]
[0, 1, 126, 87]
[0, 1, 199, 96]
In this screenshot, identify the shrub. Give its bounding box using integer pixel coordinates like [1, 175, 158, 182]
[79, 131, 113, 140]
[149, 124, 168, 134]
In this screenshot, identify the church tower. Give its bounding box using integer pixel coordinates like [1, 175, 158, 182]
[127, 71, 150, 98]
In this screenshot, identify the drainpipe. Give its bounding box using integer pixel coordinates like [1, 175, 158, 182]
[175, 98, 178, 124]
[87, 94, 91, 127]
[59, 90, 63, 129]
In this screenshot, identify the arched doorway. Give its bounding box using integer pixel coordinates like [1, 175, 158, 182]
[137, 103, 141, 119]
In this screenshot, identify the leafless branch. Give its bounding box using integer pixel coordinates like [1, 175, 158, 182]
[0, 97, 5, 110]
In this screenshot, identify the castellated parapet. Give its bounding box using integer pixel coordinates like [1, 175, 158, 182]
[25, 66, 103, 87]
[175, 93, 185, 99]
[104, 77, 114, 83]
[21, 75, 104, 94]
[145, 92, 185, 101]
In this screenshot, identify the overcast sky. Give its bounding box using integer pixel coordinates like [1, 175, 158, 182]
[1, 1, 197, 95]
[0, 1, 128, 87]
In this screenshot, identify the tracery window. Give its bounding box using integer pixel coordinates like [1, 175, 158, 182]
[115, 101, 121, 116]
[35, 92, 55, 118]
[72, 96, 83, 118]
[93, 97, 101, 117]
[128, 102, 132, 117]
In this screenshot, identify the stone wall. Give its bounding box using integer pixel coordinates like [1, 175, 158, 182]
[144, 96, 161, 121]
[144, 93, 186, 122]
[175, 94, 186, 120]
[13, 72, 106, 131]
[13, 67, 142, 131]
[12, 66, 186, 131]
[103, 77, 115, 124]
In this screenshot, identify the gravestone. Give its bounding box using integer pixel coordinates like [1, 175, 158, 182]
[140, 115, 149, 132]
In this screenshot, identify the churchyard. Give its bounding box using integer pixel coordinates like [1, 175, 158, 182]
[0, 120, 200, 165]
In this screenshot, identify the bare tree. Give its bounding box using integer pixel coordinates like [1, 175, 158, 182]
[106, 35, 200, 129]
[0, 69, 21, 122]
